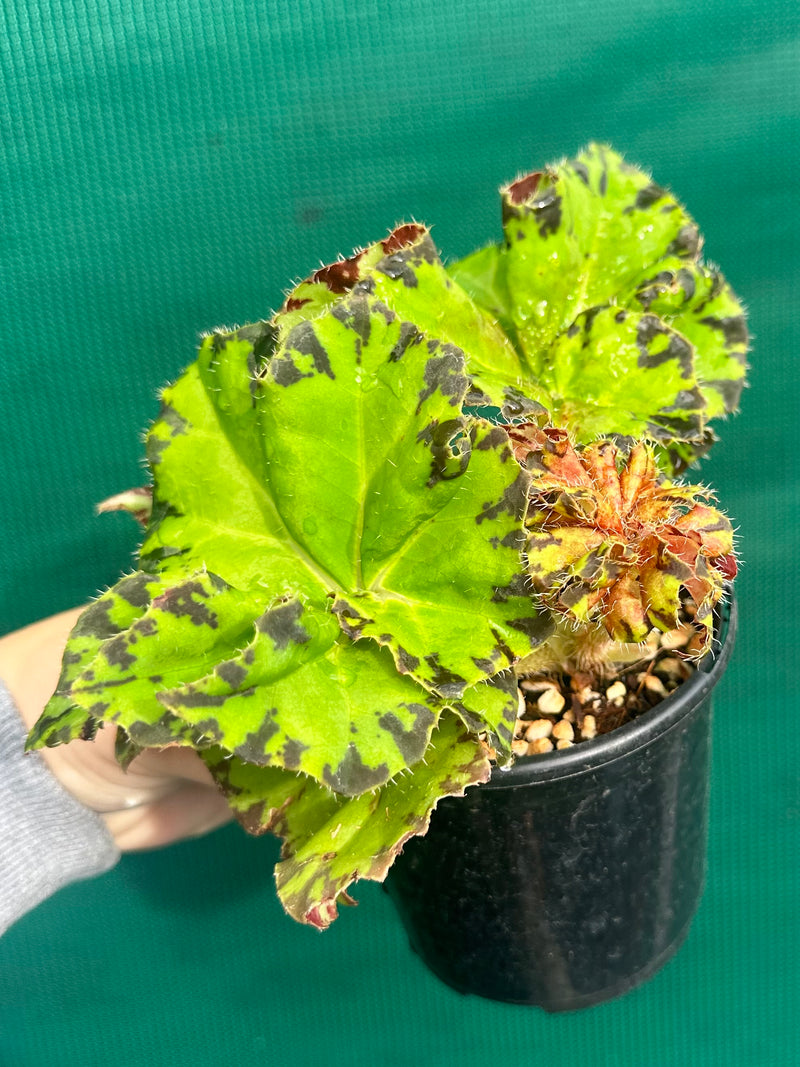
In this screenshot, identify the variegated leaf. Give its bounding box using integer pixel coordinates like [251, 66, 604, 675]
[499, 144, 699, 358]
[141, 295, 548, 702]
[203, 711, 490, 928]
[158, 597, 440, 795]
[623, 257, 748, 418]
[36, 292, 547, 799]
[67, 571, 266, 750]
[330, 422, 541, 699]
[277, 224, 531, 405]
[26, 572, 163, 750]
[529, 306, 707, 448]
[452, 668, 521, 763]
[449, 143, 749, 467]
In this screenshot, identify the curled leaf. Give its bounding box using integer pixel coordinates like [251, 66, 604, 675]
[203, 711, 491, 928]
[450, 143, 749, 467]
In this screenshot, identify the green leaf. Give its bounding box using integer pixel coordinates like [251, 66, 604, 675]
[201, 750, 304, 836]
[158, 597, 441, 795]
[532, 306, 707, 447]
[623, 258, 748, 418]
[448, 143, 748, 467]
[26, 572, 163, 750]
[330, 421, 544, 699]
[447, 243, 517, 343]
[39, 291, 547, 798]
[203, 711, 491, 928]
[25, 700, 100, 751]
[142, 294, 547, 692]
[114, 728, 145, 771]
[278, 224, 533, 408]
[67, 570, 266, 749]
[500, 143, 700, 359]
[452, 668, 521, 763]
[141, 328, 319, 593]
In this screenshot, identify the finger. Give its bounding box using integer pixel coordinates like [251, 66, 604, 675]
[103, 783, 234, 851]
[125, 745, 221, 787]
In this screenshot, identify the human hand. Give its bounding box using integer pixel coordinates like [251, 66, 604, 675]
[0, 608, 233, 851]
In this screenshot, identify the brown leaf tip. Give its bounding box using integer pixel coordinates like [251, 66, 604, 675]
[506, 171, 542, 205]
[381, 223, 427, 254]
[311, 251, 366, 294]
[306, 900, 339, 930]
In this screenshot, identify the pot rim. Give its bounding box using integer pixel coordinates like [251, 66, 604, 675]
[486, 594, 737, 789]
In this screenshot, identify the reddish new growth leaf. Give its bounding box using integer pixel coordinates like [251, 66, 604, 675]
[511, 425, 736, 651]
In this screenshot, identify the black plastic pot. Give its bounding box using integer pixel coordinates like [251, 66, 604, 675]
[385, 600, 736, 1011]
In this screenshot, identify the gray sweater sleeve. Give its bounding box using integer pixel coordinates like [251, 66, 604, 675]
[0, 681, 119, 935]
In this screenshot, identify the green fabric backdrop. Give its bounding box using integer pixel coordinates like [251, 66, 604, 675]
[1, 1, 798, 1063]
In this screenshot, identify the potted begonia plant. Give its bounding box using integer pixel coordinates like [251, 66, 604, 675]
[27, 145, 746, 1008]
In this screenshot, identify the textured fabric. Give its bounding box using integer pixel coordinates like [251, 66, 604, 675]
[0, 683, 119, 936]
[0, 1, 798, 1065]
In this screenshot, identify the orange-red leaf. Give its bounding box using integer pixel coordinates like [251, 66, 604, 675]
[673, 504, 734, 558]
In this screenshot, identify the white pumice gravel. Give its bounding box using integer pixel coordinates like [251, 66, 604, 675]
[520, 677, 560, 694]
[641, 673, 668, 697]
[510, 608, 702, 759]
[659, 656, 687, 677]
[524, 718, 554, 741]
[529, 737, 554, 755]
[576, 685, 601, 704]
[580, 714, 598, 740]
[605, 681, 627, 706]
[552, 719, 574, 742]
[537, 687, 566, 715]
[660, 626, 693, 650]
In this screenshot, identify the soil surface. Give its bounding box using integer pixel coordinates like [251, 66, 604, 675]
[508, 600, 706, 758]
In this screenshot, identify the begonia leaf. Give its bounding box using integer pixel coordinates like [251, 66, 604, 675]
[449, 143, 748, 465]
[141, 294, 548, 703]
[34, 291, 548, 799]
[26, 572, 167, 750]
[66, 570, 269, 751]
[452, 668, 521, 763]
[202, 710, 491, 928]
[158, 597, 441, 795]
[623, 257, 748, 418]
[277, 224, 533, 411]
[499, 144, 700, 356]
[530, 306, 707, 449]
